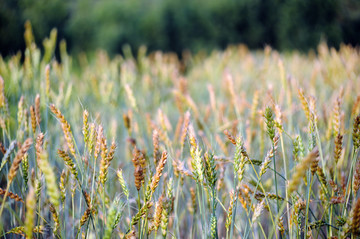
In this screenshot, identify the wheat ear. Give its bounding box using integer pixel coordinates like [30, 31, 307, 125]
[151, 151, 167, 192]
[50, 104, 76, 157]
[0, 138, 33, 219]
[35, 94, 41, 126]
[38, 151, 60, 207]
[24, 186, 36, 239]
[0, 188, 24, 203]
[288, 148, 319, 194]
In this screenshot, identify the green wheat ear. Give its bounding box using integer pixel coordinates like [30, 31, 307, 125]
[264, 106, 275, 141]
[24, 186, 36, 239]
[38, 152, 60, 208]
[104, 196, 123, 239]
[204, 152, 217, 188]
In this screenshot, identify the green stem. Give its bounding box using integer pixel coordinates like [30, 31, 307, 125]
[72, 193, 75, 236]
[343, 148, 358, 216]
[102, 186, 106, 235]
[245, 159, 277, 239]
[314, 123, 325, 171]
[196, 183, 205, 239]
[191, 212, 196, 238]
[257, 221, 267, 239]
[201, 184, 207, 237]
[304, 172, 314, 238]
[173, 177, 181, 238]
[36, 187, 41, 239]
[244, 208, 255, 239]
[211, 187, 218, 239]
[137, 191, 141, 237]
[229, 176, 238, 239]
[0, 183, 11, 232]
[272, 144, 280, 212]
[127, 196, 131, 227]
[280, 134, 291, 239]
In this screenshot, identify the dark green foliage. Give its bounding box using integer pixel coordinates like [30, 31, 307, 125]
[278, 0, 343, 50]
[0, 0, 359, 57]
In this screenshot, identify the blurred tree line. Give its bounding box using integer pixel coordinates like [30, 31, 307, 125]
[0, 0, 359, 57]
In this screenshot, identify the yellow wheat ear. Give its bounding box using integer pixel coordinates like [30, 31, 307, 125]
[50, 104, 76, 157]
[8, 138, 33, 183]
[351, 198, 360, 235]
[58, 149, 78, 180]
[35, 94, 41, 126]
[225, 190, 235, 231]
[0, 138, 33, 220]
[49, 204, 60, 236]
[151, 151, 167, 192]
[149, 195, 164, 233]
[117, 169, 129, 199]
[0, 188, 24, 203]
[288, 148, 319, 194]
[24, 186, 36, 239]
[38, 152, 60, 208]
[0, 76, 5, 108]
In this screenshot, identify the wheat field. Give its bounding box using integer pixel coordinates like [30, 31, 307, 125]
[0, 23, 360, 239]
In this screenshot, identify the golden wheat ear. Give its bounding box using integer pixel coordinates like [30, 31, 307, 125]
[8, 138, 33, 183]
[151, 151, 167, 193]
[288, 147, 319, 194]
[351, 198, 360, 235]
[50, 104, 76, 157]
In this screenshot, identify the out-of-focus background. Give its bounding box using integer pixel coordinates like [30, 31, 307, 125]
[0, 0, 359, 57]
